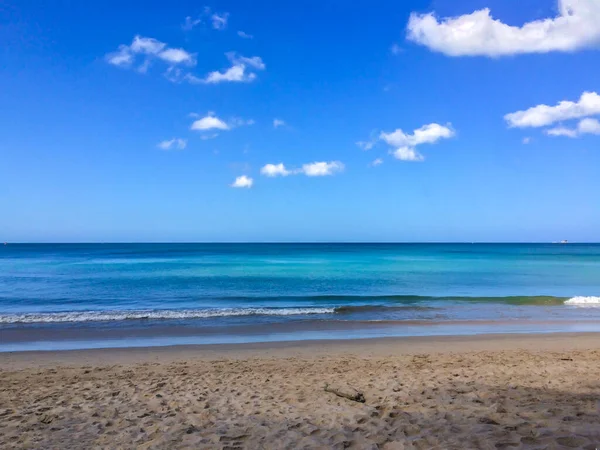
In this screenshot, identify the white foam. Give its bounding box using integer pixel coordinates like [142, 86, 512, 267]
[0, 307, 335, 324]
[564, 296, 600, 306]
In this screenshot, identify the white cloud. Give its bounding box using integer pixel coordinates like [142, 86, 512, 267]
[157, 138, 187, 150]
[522, 137, 532, 144]
[106, 45, 134, 67]
[261, 163, 292, 177]
[130, 36, 166, 55]
[407, 0, 600, 57]
[391, 147, 424, 162]
[370, 158, 384, 167]
[182, 16, 202, 31]
[377, 123, 454, 162]
[238, 31, 254, 39]
[195, 53, 265, 84]
[227, 52, 265, 70]
[578, 117, 600, 134]
[212, 13, 229, 30]
[203, 64, 254, 83]
[273, 119, 286, 128]
[260, 161, 345, 177]
[545, 126, 579, 137]
[231, 175, 253, 188]
[189, 113, 254, 133]
[380, 123, 455, 147]
[106, 35, 196, 79]
[158, 48, 195, 65]
[301, 161, 345, 176]
[191, 114, 230, 131]
[505, 92, 600, 128]
[545, 118, 600, 138]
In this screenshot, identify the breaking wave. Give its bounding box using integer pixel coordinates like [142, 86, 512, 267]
[0, 307, 336, 324]
[564, 296, 600, 305]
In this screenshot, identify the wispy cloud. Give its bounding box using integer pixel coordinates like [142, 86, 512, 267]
[238, 31, 254, 39]
[182, 16, 202, 31]
[260, 161, 345, 177]
[273, 119, 286, 128]
[356, 140, 376, 151]
[407, 0, 600, 57]
[182, 8, 229, 32]
[231, 175, 253, 188]
[230, 117, 256, 127]
[157, 138, 187, 150]
[370, 158, 384, 167]
[211, 12, 229, 30]
[390, 43, 403, 55]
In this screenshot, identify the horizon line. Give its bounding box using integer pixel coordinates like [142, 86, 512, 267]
[3, 241, 597, 245]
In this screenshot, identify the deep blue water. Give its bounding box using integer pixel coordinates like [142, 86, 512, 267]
[1, 243, 599, 350]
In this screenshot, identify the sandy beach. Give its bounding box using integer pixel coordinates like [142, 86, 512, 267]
[1, 333, 599, 449]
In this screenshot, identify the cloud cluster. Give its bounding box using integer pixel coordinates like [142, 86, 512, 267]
[107, 37, 264, 85]
[106, 35, 196, 72]
[407, 0, 600, 57]
[505, 91, 600, 138]
[238, 31, 254, 39]
[260, 161, 345, 177]
[379, 123, 455, 161]
[157, 138, 187, 150]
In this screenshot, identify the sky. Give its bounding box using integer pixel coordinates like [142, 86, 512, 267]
[1, 0, 600, 242]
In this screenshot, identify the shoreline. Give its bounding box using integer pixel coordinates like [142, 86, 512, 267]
[3, 317, 600, 353]
[2, 331, 599, 369]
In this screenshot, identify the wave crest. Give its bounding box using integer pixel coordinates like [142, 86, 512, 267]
[565, 296, 600, 305]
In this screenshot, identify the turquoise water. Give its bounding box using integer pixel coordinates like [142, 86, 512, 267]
[1, 243, 599, 351]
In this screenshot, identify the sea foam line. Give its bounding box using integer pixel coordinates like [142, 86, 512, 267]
[0, 307, 336, 324]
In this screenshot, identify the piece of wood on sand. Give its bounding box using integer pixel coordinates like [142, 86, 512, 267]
[324, 383, 366, 403]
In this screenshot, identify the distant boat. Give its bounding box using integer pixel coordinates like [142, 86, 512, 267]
[560, 240, 568, 244]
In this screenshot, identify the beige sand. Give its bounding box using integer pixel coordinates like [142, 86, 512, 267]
[1, 333, 599, 449]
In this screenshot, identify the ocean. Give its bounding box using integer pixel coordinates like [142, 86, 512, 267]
[1, 243, 599, 351]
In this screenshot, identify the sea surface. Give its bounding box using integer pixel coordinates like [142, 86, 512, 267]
[1, 243, 599, 351]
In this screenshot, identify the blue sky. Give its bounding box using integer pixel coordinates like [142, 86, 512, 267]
[1, 0, 599, 242]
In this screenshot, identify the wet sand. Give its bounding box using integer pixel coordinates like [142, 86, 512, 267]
[1, 333, 599, 449]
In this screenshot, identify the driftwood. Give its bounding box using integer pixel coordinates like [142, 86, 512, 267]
[324, 383, 365, 403]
